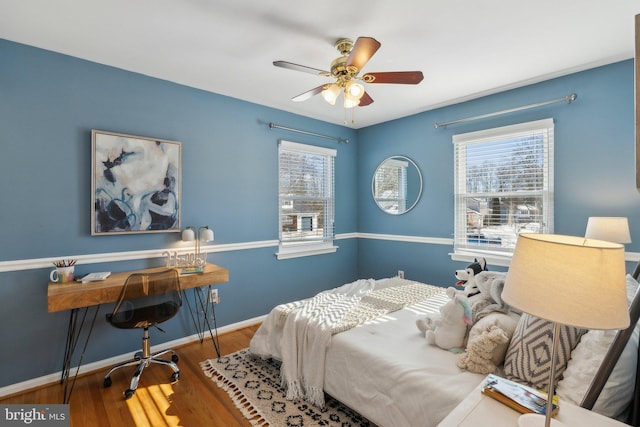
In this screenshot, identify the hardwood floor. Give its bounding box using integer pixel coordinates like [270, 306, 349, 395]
[0, 324, 261, 427]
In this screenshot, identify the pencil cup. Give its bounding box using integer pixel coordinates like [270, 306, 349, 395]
[50, 266, 75, 283]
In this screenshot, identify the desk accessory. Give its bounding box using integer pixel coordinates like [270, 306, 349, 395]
[163, 225, 215, 268]
[77, 272, 111, 283]
[502, 233, 629, 427]
[50, 260, 77, 283]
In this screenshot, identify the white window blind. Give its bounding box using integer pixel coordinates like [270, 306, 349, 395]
[278, 140, 336, 251]
[453, 118, 554, 256]
[373, 157, 408, 214]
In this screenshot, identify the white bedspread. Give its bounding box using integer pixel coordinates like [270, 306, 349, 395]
[324, 297, 486, 427]
[250, 278, 486, 427]
[250, 278, 376, 406]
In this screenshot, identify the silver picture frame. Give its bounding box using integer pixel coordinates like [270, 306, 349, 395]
[91, 129, 182, 235]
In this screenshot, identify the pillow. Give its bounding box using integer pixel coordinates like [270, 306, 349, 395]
[503, 313, 585, 389]
[627, 273, 639, 303]
[467, 312, 519, 365]
[556, 326, 639, 419]
[555, 273, 640, 419]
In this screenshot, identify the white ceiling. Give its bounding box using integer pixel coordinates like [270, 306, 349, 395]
[2, 0, 640, 128]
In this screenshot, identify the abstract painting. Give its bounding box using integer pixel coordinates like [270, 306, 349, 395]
[91, 130, 181, 235]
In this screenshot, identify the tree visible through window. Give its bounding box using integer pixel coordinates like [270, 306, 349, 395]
[453, 119, 554, 256]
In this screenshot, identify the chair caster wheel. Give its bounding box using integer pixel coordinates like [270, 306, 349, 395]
[172, 354, 179, 363]
[124, 389, 135, 399]
[171, 372, 180, 382]
[103, 377, 112, 388]
[134, 353, 142, 361]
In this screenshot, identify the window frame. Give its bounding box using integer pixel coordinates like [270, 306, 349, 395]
[452, 118, 554, 261]
[276, 140, 337, 260]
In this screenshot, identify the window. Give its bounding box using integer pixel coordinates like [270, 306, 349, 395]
[453, 118, 554, 258]
[373, 157, 408, 214]
[277, 140, 336, 259]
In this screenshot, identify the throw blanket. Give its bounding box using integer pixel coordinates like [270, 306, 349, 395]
[250, 278, 443, 408]
[251, 279, 376, 408]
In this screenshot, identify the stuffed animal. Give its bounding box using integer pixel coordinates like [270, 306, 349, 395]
[416, 287, 472, 351]
[454, 258, 488, 299]
[456, 312, 519, 374]
[456, 324, 510, 374]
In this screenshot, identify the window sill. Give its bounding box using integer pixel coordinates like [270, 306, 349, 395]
[276, 243, 338, 260]
[450, 250, 513, 268]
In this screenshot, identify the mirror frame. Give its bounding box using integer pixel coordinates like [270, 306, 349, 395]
[371, 155, 423, 215]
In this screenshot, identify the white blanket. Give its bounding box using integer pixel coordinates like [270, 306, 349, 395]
[250, 278, 376, 407]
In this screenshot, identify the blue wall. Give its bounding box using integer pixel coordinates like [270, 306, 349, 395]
[357, 60, 640, 284]
[0, 39, 359, 387]
[1, 37, 639, 389]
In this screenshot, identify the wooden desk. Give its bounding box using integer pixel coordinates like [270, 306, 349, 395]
[48, 262, 229, 403]
[48, 263, 228, 312]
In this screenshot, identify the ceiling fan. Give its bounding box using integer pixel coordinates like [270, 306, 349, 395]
[273, 37, 424, 108]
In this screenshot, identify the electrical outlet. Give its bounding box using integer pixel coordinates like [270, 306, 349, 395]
[209, 288, 219, 304]
[398, 270, 404, 279]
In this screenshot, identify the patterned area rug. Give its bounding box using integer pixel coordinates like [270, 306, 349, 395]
[201, 348, 375, 427]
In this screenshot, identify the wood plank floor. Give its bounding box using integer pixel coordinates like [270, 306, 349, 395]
[0, 324, 261, 427]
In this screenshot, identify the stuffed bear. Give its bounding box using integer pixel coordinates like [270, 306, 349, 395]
[456, 311, 519, 374]
[456, 324, 509, 374]
[416, 287, 472, 351]
[454, 258, 488, 300]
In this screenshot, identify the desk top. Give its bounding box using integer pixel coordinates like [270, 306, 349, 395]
[48, 263, 229, 312]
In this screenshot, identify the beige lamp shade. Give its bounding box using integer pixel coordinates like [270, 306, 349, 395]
[502, 233, 629, 330]
[585, 217, 631, 244]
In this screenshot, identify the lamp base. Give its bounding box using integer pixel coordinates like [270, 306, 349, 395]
[518, 414, 565, 427]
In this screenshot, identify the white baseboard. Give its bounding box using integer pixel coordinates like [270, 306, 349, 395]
[0, 315, 266, 399]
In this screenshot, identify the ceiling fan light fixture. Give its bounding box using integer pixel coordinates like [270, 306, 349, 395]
[345, 80, 365, 100]
[343, 90, 360, 108]
[321, 83, 341, 105]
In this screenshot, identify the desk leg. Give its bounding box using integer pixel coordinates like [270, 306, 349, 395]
[61, 305, 100, 403]
[184, 286, 221, 359]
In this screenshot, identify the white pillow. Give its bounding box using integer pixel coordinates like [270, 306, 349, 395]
[556, 274, 640, 419]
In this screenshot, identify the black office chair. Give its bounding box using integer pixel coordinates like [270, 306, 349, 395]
[103, 268, 182, 399]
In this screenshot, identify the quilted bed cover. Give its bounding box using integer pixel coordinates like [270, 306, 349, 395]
[324, 293, 485, 427]
[251, 278, 486, 427]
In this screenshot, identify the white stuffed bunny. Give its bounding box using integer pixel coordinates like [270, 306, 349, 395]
[416, 287, 472, 351]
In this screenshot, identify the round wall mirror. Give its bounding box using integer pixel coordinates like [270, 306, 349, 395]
[372, 156, 423, 215]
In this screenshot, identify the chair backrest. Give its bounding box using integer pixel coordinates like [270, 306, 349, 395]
[109, 268, 182, 329]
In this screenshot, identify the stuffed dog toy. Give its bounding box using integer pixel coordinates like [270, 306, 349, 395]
[455, 257, 488, 299]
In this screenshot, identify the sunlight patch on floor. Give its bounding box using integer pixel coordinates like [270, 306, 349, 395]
[126, 383, 179, 427]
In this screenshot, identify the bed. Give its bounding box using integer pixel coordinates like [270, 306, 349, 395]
[249, 273, 640, 427]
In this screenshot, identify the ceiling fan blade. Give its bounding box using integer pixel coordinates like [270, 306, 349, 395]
[291, 84, 328, 102]
[362, 71, 424, 84]
[358, 91, 374, 107]
[346, 37, 381, 72]
[273, 60, 330, 76]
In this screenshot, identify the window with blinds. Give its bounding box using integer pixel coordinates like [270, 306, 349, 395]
[373, 157, 408, 214]
[277, 140, 336, 259]
[453, 118, 554, 256]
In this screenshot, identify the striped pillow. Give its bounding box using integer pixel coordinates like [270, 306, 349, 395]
[503, 313, 585, 389]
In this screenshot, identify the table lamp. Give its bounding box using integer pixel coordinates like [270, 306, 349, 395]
[502, 233, 629, 427]
[182, 225, 214, 267]
[585, 217, 631, 244]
